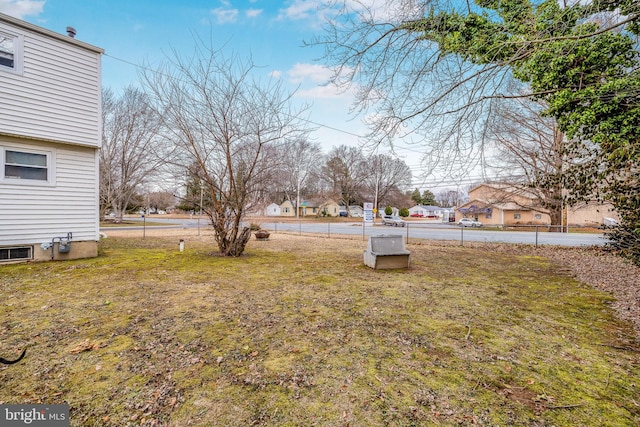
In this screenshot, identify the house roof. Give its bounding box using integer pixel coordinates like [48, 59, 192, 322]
[470, 182, 540, 201]
[0, 12, 104, 54]
[411, 205, 442, 211]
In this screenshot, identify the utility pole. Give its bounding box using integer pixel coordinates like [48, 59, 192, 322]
[373, 177, 379, 224]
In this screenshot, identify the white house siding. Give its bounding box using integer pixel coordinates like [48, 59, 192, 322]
[0, 138, 99, 246]
[0, 15, 102, 148]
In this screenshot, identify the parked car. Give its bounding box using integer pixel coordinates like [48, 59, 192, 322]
[339, 211, 348, 217]
[410, 213, 424, 218]
[458, 218, 483, 227]
[382, 215, 406, 227]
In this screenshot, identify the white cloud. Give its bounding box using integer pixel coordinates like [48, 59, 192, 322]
[277, 0, 422, 26]
[277, 0, 322, 21]
[284, 63, 356, 100]
[211, 5, 238, 24]
[296, 85, 350, 99]
[287, 62, 333, 84]
[245, 8, 262, 18]
[269, 70, 283, 79]
[0, 0, 45, 19]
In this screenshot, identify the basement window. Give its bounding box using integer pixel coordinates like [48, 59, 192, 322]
[0, 246, 32, 262]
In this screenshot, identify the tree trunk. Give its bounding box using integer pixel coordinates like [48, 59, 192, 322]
[224, 227, 251, 257]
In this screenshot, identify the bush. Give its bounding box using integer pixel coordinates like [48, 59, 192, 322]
[399, 207, 409, 217]
[384, 205, 393, 215]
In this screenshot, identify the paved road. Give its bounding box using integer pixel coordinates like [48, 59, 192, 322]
[262, 221, 605, 247]
[106, 217, 606, 247]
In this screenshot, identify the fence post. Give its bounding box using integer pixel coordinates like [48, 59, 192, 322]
[328, 221, 331, 238]
[535, 225, 539, 247]
[460, 226, 464, 246]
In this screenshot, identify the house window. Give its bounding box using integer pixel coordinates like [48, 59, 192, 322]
[283, 207, 290, 213]
[0, 246, 32, 262]
[514, 213, 521, 220]
[534, 213, 542, 220]
[1, 147, 55, 184]
[0, 32, 23, 73]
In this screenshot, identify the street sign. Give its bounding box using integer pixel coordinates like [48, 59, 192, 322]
[364, 202, 374, 225]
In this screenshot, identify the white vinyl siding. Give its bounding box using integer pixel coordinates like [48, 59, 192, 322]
[0, 15, 101, 251]
[0, 140, 99, 245]
[0, 19, 101, 147]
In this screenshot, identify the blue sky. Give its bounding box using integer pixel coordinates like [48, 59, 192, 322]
[0, 1, 372, 148]
[1, 0, 469, 190]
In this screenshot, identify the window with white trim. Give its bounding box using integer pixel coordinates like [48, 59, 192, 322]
[1, 147, 55, 184]
[0, 31, 23, 73]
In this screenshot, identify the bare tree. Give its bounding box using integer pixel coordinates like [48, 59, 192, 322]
[486, 98, 567, 227]
[147, 191, 176, 213]
[100, 87, 164, 222]
[435, 189, 466, 208]
[361, 153, 412, 213]
[142, 46, 308, 256]
[322, 145, 367, 213]
[311, 1, 501, 178]
[312, 0, 639, 184]
[277, 139, 324, 218]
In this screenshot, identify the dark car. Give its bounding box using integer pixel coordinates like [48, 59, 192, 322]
[339, 211, 348, 217]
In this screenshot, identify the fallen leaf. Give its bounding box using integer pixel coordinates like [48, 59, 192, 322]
[70, 339, 100, 354]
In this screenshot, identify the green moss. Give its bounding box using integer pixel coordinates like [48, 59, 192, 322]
[1, 235, 638, 426]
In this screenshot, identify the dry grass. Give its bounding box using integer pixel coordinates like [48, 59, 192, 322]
[1, 228, 639, 426]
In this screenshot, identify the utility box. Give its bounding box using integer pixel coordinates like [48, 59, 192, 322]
[363, 235, 410, 269]
[58, 240, 71, 253]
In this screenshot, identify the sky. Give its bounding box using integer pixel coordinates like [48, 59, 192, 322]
[0, 0, 468, 191]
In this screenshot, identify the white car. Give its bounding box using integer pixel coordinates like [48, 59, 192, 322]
[458, 218, 482, 227]
[382, 215, 406, 227]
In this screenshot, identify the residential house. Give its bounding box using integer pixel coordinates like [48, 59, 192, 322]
[0, 14, 103, 262]
[457, 184, 550, 226]
[567, 201, 618, 227]
[298, 200, 321, 217]
[279, 200, 295, 217]
[458, 183, 618, 227]
[408, 205, 446, 219]
[319, 199, 340, 217]
[265, 203, 280, 217]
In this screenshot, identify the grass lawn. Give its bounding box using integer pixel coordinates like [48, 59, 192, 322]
[1, 230, 638, 426]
